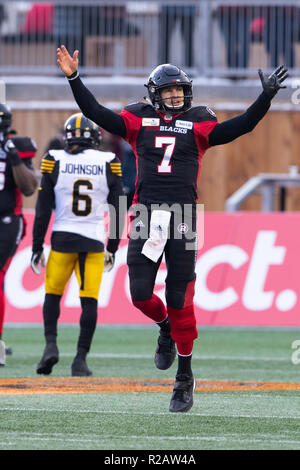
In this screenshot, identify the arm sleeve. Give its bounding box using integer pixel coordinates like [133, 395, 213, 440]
[208, 92, 271, 146]
[32, 154, 56, 252]
[105, 157, 126, 254]
[68, 75, 127, 138]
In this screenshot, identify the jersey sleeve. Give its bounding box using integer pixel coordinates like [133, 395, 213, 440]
[32, 153, 57, 252]
[193, 107, 218, 151]
[11, 136, 37, 160]
[105, 156, 126, 254]
[208, 92, 271, 146]
[119, 106, 142, 147]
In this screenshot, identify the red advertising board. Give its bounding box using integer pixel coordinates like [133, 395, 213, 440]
[4, 210, 300, 326]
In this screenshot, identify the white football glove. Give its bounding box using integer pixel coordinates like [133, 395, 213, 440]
[103, 251, 115, 272]
[31, 250, 46, 275]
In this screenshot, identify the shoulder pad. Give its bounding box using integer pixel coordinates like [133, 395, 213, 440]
[11, 136, 37, 159]
[123, 101, 153, 117]
[40, 153, 56, 175]
[187, 106, 218, 122]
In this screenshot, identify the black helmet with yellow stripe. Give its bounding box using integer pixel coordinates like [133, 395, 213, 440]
[64, 113, 102, 149]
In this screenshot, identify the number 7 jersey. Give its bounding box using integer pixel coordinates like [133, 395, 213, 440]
[119, 101, 218, 206]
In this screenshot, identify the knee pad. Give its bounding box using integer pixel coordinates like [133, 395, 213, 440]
[165, 289, 185, 309]
[130, 278, 153, 302]
[166, 279, 196, 309]
[167, 305, 198, 345]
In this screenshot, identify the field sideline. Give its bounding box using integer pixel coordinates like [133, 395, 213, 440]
[1, 325, 300, 451]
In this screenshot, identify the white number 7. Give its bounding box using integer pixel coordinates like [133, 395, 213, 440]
[155, 136, 176, 173]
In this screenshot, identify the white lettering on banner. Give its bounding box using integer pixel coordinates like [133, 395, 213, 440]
[194, 245, 249, 310]
[291, 340, 300, 365]
[4, 230, 297, 314]
[5, 246, 50, 308]
[242, 231, 296, 311]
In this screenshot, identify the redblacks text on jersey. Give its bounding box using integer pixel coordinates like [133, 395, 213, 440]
[119, 102, 218, 206]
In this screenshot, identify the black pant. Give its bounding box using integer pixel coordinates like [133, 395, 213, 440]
[127, 208, 197, 309]
[0, 214, 23, 270]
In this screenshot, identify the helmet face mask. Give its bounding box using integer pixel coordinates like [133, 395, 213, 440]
[64, 113, 102, 150]
[0, 103, 12, 134]
[145, 64, 193, 115]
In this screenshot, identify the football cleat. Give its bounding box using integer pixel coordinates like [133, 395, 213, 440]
[36, 342, 59, 375]
[71, 356, 92, 377]
[169, 374, 195, 413]
[0, 340, 6, 366]
[154, 330, 176, 370]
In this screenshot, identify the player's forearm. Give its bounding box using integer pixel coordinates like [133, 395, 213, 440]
[11, 163, 38, 196]
[209, 91, 271, 146]
[32, 179, 53, 251]
[68, 74, 127, 137]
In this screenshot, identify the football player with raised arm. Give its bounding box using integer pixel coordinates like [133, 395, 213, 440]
[57, 45, 288, 411]
[31, 113, 125, 377]
[0, 103, 38, 366]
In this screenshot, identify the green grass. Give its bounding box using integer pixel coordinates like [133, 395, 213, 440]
[1, 325, 300, 450]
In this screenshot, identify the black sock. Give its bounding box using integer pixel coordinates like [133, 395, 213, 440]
[157, 316, 171, 334]
[75, 347, 88, 361]
[77, 297, 98, 353]
[43, 294, 61, 343]
[177, 354, 193, 377]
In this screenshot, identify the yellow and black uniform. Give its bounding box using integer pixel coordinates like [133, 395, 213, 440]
[32, 143, 124, 376]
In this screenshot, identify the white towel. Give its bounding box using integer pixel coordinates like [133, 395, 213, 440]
[142, 210, 171, 262]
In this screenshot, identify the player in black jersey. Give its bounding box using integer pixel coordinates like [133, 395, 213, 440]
[0, 103, 38, 366]
[57, 45, 288, 412]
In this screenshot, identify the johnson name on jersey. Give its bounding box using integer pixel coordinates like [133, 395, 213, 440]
[119, 102, 218, 206]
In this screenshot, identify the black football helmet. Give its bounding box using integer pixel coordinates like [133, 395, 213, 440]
[0, 103, 12, 133]
[64, 113, 102, 148]
[145, 64, 193, 114]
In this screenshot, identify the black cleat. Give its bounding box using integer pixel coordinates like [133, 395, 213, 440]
[5, 347, 13, 356]
[169, 374, 195, 413]
[71, 357, 92, 377]
[37, 342, 59, 375]
[154, 331, 176, 370]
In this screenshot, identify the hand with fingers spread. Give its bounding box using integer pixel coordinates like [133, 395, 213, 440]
[258, 65, 289, 99]
[57, 45, 79, 77]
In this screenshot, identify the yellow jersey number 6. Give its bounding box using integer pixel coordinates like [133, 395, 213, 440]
[72, 179, 93, 216]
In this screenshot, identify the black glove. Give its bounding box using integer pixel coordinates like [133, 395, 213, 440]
[103, 251, 115, 272]
[31, 249, 46, 275]
[2, 138, 21, 166]
[258, 65, 289, 99]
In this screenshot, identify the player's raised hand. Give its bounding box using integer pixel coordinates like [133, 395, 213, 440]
[258, 65, 289, 99]
[57, 45, 79, 77]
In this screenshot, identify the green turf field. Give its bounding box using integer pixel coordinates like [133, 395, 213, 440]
[1, 325, 300, 450]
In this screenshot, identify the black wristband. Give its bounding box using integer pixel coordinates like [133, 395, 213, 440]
[67, 70, 79, 81]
